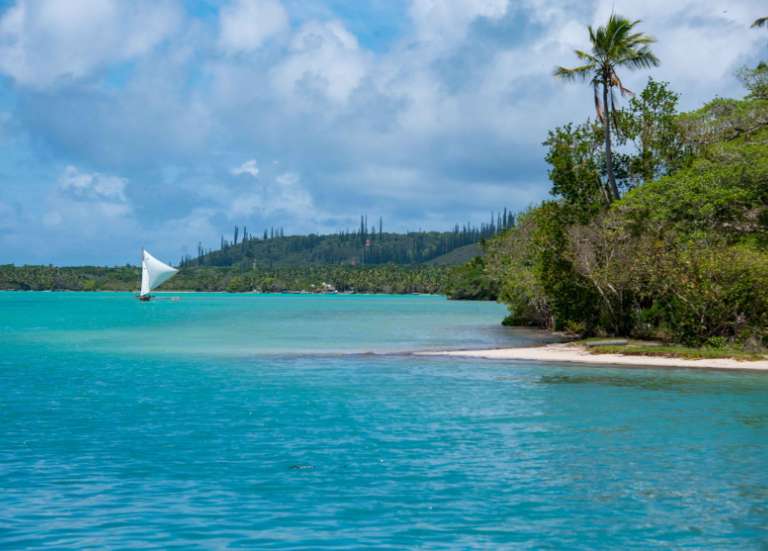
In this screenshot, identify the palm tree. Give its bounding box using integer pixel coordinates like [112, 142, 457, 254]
[753, 17, 768, 28]
[554, 14, 659, 201]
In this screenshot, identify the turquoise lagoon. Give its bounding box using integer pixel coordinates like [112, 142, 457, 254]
[1, 292, 768, 548]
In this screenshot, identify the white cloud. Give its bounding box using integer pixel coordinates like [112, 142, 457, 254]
[0, 0, 181, 88]
[58, 165, 128, 202]
[409, 0, 509, 44]
[44, 166, 131, 229]
[218, 0, 289, 53]
[271, 20, 369, 105]
[231, 171, 313, 217]
[158, 208, 220, 248]
[231, 159, 260, 178]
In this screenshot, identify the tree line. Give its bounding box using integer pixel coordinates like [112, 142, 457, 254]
[0, 264, 452, 295]
[181, 212, 515, 268]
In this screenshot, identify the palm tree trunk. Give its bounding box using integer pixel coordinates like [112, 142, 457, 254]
[602, 80, 620, 201]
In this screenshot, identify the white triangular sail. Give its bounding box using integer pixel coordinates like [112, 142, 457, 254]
[140, 250, 178, 296]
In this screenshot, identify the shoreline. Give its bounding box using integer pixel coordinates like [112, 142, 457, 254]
[418, 343, 768, 372]
[0, 289, 442, 297]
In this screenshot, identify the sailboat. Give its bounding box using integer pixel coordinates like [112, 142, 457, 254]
[138, 249, 178, 301]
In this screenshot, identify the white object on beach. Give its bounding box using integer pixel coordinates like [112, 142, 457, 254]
[140, 249, 178, 298]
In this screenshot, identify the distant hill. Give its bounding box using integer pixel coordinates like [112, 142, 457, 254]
[426, 243, 483, 266]
[184, 214, 512, 269]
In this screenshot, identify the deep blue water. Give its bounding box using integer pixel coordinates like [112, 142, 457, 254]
[1, 292, 768, 549]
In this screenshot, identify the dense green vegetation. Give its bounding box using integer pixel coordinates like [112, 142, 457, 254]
[451, 72, 768, 347]
[444, 257, 499, 300]
[0, 265, 140, 292]
[425, 243, 483, 266]
[448, 14, 768, 349]
[0, 264, 451, 294]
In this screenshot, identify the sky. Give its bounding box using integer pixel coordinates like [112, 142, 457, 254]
[0, 0, 765, 265]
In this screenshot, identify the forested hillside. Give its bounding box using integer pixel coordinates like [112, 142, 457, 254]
[182, 214, 514, 268]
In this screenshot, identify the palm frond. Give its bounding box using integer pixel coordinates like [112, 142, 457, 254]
[603, 15, 636, 56]
[554, 64, 595, 81]
[624, 32, 656, 48]
[574, 49, 598, 63]
[588, 25, 597, 46]
[619, 48, 660, 70]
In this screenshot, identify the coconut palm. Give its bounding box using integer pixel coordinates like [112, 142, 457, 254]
[554, 14, 659, 201]
[753, 17, 768, 28]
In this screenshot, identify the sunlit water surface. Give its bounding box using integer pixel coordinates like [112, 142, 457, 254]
[1, 292, 767, 548]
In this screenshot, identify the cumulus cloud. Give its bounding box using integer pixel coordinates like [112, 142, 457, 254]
[23, 165, 214, 264]
[157, 208, 221, 250]
[58, 165, 128, 202]
[231, 171, 314, 218]
[44, 166, 132, 230]
[271, 20, 369, 105]
[409, 0, 509, 44]
[231, 159, 260, 177]
[15, 49, 216, 169]
[218, 0, 289, 53]
[0, 0, 181, 88]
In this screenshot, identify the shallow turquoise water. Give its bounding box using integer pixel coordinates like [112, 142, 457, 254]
[2, 292, 768, 548]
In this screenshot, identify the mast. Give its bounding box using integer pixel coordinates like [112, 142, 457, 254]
[138, 247, 143, 296]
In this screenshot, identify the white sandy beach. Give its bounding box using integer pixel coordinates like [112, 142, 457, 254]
[419, 343, 768, 371]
